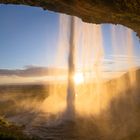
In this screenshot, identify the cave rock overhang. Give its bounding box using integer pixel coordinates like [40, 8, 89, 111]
[0, 0, 140, 38]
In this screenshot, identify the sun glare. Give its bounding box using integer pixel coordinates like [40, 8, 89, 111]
[74, 72, 84, 84]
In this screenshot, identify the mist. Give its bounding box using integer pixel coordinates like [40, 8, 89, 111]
[0, 14, 140, 140]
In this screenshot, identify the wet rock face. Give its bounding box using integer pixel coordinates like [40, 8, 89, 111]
[0, 0, 140, 37]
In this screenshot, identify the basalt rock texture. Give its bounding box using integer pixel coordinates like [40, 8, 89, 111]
[0, 0, 140, 38]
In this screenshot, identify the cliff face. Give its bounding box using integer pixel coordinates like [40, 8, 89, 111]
[0, 0, 140, 38]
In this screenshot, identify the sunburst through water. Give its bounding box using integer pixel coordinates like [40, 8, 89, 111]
[39, 14, 139, 119]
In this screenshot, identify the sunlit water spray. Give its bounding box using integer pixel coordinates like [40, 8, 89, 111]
[4, 14, 138, 140]
[66, 16, 76, 120]
[39, 14, 139, 119]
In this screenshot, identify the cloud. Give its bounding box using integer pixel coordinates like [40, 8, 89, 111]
[102, 59, 115, 65]
[0, 66, 67, 77]
[109, 55, 140, 62]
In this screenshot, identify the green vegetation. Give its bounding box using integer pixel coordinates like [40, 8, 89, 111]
[0, 85, 47, 140]
[0, 116, 37, 140]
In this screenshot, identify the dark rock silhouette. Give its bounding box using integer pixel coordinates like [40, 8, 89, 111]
[0, 0, 140, 38]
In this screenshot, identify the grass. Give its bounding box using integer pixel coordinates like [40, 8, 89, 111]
[0, 84, 52, 140]
[0, 116, 36, 140]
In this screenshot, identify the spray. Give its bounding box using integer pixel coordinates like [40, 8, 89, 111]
[66, 16, 76, 120]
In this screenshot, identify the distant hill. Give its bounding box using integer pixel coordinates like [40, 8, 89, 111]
[0, 66, 67, 77]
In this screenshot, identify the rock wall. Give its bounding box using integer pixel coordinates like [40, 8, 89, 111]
[0, 0, 140, 38]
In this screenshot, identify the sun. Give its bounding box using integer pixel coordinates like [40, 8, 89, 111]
[73, 72, 84, 84]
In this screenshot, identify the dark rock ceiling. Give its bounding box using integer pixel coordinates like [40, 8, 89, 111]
[0, 0, 140, 38]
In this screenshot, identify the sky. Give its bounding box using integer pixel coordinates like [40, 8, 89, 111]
[0, 4, 59, 69]
[0, 4, 140, 84]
